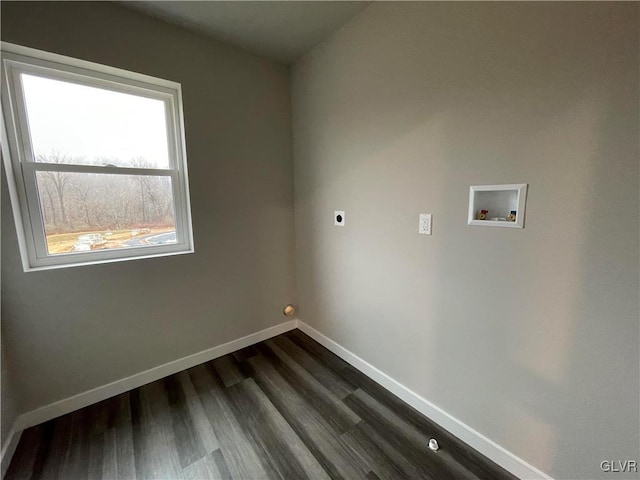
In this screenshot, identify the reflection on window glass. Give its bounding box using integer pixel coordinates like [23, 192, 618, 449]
[22, 74, 170, 168]
[35, 172, 176, 255]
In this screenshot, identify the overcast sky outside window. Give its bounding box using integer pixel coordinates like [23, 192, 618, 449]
[21, 73, 170, 168]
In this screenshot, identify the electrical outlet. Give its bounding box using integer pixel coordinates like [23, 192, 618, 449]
[334, 211, 345, 226]
[419, 214, 432, 235]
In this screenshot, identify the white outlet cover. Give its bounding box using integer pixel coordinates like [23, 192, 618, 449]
[419, 213, 432, 235]
[334, 211, 345, 226]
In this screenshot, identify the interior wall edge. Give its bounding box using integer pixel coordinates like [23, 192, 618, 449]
[0, 423, 21, 480]
[296, 320, 553, 480]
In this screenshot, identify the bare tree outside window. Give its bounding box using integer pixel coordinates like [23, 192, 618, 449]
[2, 44, 193, 270]
[35, 167, 176, 254]
[21, 73, 178, 255]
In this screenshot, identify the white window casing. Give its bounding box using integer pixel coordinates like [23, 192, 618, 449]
[1, 42, 194, 271]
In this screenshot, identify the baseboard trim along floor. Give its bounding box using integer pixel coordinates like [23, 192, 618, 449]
[1, 320, 298, 475]
[296, 320, 553, 480]
[3, 318, 552, 480]
[9, 320, 298, 434]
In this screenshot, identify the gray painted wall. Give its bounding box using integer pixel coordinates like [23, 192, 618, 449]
[292, 3, 639, 479]
[1, 151, 18, 464]
[1, 337, 18, 454]
[1, 1, 296, 413]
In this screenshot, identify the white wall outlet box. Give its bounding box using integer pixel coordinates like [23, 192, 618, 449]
[468, 184, 528, 228]
[419, 214, 432, 235]
[334, 211, 345, 226]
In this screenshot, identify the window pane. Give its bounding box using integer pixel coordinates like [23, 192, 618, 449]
[35, 172, 177, 255]
[22, 74, 170, 168]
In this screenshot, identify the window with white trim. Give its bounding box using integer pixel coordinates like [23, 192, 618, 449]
[1, 43, 194, 271]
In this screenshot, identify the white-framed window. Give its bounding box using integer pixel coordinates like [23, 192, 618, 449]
[1, 43, 194, 271]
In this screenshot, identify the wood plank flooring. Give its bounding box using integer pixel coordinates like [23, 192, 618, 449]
[6, 330, 517, 480]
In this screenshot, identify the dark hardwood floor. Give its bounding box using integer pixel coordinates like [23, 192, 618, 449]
[6, 330, 517, 480]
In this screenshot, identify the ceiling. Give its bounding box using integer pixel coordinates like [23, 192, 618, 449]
[124, 1, 371, 64]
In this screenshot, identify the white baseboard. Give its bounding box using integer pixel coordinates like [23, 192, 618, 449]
[296, 320, 553, 480]
[14, 320, 297, 432]
[1, 425, 21, 479]
[6, 318, 551, 480]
